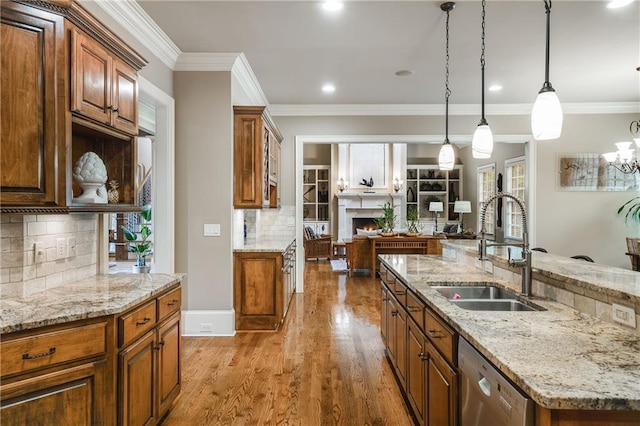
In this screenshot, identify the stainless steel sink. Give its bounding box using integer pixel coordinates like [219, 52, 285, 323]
[433, 286, 517, 300]
[433, 285, 547, 311]
[450, 299, 544, 312]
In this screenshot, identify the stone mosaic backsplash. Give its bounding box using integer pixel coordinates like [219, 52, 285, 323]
[0, 214, 97, 297]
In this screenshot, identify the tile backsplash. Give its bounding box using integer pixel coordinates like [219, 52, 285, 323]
[0, 214, 97, 297]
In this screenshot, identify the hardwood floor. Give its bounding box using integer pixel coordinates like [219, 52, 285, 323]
[162, 261, 413, 425]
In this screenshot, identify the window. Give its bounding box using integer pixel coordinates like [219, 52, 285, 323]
[477, 164, 496, 235]
[505, 156, 526, 240]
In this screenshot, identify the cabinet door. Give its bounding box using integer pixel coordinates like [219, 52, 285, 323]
[157, 313, 181, 419]
[234, 252, 283, 330]
[120, 331, 156, 426]
[395, 306, 407, 388]
[233, 106, 265, 208]
[111, 58, 138, 135]
[0, 5, 63, 207]
[407, 319, 426, 425]
[386, 296, 398, 361]
[0, 361, 106, 426]
[426, 343, 457, 426]
[72, 30, 112, 126]
[380, 286, 389, 346]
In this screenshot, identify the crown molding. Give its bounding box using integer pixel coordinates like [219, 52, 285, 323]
[174, 52, 239, 71]
[232, 54, 269, 107]
[83, 0, 181, 69]
[270, 102, 640, 117]
[294, 134, 531, 146]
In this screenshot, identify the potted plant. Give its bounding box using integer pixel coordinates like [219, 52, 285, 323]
[405, 207, 423, 237]
[376, 201, 397, 236]
[618, 196, 640, 225]
[121, 204, 153, 273]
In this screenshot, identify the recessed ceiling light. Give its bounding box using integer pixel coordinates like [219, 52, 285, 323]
[606, 0, 634, 8]
[322, 1, 344, 12]
[322, 83, 336, 93]
[395, 70, 415, 77]
[488, 84, 502, 92]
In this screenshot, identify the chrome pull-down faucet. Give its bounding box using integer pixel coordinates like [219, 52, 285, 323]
[478, 192, 532, 297]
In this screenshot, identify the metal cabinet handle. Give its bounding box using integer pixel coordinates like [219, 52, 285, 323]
[407, 306, 421, 312]
[167, 300, 179, 306]
[428, 329, 443, 339]
[391, 310, 398, 316]
[395, 290, 406, 296]
[22, 347, 56, 360]
[418, 352, 428, 361]
[136, 317, 152, 326]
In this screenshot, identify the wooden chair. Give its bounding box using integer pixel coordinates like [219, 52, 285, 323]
[345, 236, 372, 276]
[303, 227, 332, 261]
[625, 237, 640, 272]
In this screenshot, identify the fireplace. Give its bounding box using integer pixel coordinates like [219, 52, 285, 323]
[352, 218, 378, 235]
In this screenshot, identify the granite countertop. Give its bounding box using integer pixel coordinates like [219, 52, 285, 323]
[233, 235, 296, 253]
[0, 273, 185, 334]
[379, 254, 640, 411]
[441, 240, 640, 304]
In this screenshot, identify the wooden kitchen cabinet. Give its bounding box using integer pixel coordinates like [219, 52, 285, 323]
[0, 3, 66, 209]
[379, 263, 458, 426]
[71, 30, 138, 136]
[118, 289, 181, 425]
[0, 319, 113, 426]
[0, 0, 146, 213]
[233, 106, 282, 209]
[234, 243, 296, 331]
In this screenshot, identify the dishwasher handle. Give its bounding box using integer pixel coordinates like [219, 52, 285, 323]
[478, 375, 491, 397]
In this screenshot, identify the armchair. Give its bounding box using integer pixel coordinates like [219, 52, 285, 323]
[303, 226, 332, 261]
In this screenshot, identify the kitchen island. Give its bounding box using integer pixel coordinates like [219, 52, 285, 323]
[0, 273, 185, 425]
[378, 245, 639, 425]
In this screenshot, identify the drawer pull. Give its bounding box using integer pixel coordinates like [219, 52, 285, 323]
[407, 306, 422, 312]
[428, 329, 443, 339]
[167, 300, 179, 306]
[394, 291, 406, 296]
[391, 310, 398, 316]
[418, 352, 428, 361]
[136, 317, 152, 326]
[22, 347, 56, 360]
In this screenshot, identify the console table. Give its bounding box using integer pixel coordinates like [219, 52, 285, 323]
[344, 235, 444, 277]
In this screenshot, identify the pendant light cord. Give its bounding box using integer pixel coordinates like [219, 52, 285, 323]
[479, 0, 487, 124]
[445, 7, 451, 143]
[543, 0, 552, 87]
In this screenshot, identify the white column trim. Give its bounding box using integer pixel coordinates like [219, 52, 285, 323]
[182, 310, 236, 337]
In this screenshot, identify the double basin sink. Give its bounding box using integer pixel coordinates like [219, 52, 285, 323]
[433, 285, 546, 312]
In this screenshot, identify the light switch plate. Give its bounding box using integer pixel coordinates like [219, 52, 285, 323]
[612, 303, 636, 328]
[204, 224, 221, 237]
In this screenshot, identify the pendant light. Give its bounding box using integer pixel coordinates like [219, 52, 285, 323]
[531, 0, 563, 140]
[438, 2, 456, 171]
[471, 0, 493, 159]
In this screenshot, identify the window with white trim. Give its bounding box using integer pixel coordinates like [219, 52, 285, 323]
[505, 156, 525, 240]
[477, 164, 496, 235]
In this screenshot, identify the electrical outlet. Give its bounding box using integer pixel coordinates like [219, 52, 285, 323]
[612, 303, 636, 328]
[200, 323, 213, 332]
[203, 224, 221, 237]
[56, 238, 68, 259]
[287, 218, 295, 227]
[67, 237, 77, 257]
[34, 242, 45, 264]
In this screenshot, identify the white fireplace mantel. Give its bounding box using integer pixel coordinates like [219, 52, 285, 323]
[336, 192, 403, 240]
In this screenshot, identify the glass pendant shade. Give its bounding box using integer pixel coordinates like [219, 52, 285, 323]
[531, 89, 563, 140]
[602, 152, 618, 163]
[472, 124, 494, 159]
[438, 142, 455, 171]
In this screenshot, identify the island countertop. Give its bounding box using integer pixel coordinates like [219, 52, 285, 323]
[379, 253, 640, 411]
[0, 273, 185, 334]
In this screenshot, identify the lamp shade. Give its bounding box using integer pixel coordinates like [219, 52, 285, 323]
[438, 142, 455, 171]
[531, 90, 563, 140]
[471, 124, 494, 159]
[454, 200, 472, 213]
[429, 202, 444, 212]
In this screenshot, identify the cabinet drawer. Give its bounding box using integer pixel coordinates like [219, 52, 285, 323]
[119, 300, 157, 347]
[391, 278, 407, 307]
[425, 309, 455, 364]
[158, 287, 181, 322]
[1, 322, 106, 377]
[405, 290, 425, 328]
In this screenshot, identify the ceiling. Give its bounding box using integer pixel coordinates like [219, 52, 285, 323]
[137, 0, 640, 108]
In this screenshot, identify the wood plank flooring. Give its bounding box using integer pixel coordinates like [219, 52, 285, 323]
[162, 262, 413, 425]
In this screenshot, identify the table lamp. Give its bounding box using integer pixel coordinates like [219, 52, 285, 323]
[429, 202, 444, 233]
[454, 200, 472, 232]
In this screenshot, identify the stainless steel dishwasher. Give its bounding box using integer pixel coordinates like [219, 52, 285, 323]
[459, 337, 534, 426]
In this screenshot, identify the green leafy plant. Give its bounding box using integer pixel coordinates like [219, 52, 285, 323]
[376, 201, 396, 233]
[405, 207, 423, 234]
[618, 197, 640, 225]
[120, 204, 152, 266]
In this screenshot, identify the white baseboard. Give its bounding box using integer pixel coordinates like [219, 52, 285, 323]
[182, 309, 236, 337]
